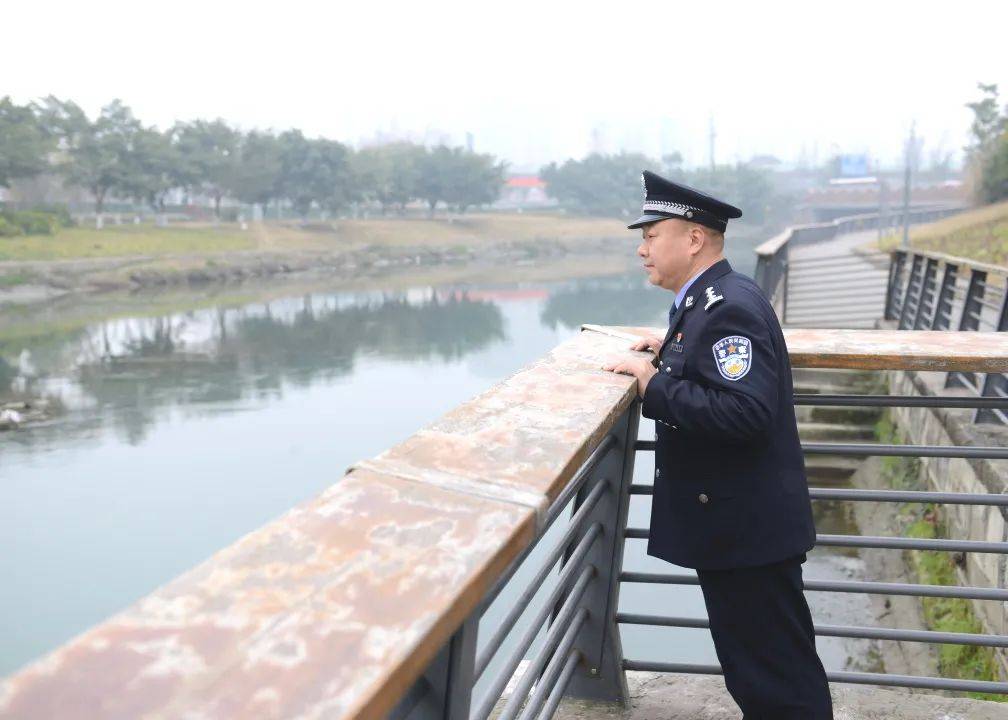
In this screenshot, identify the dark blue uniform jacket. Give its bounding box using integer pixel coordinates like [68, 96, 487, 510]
[641, 258, 816, 570]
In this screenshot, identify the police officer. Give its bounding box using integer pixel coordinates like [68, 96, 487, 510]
[603, 171, 832, 719]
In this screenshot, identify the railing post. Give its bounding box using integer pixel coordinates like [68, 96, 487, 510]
[913, 257, 940, 329]
[975, 280, 1008, 424]
[780, 246, 790, 325]
[388, 615, 479, 720]
[551, 401, 640, 706]
[898, 254, 923, 329]
[931, 262, 958, 330]
[946, 269, 987, 389]
[885, 250, 907, 321]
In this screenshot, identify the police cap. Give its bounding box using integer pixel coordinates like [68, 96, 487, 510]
[628, 170, 743, 233]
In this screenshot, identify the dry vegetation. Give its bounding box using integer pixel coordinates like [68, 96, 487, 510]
[879, 201, 1008, 266]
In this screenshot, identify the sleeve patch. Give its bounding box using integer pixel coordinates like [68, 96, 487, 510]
[712, 335, 752, 381]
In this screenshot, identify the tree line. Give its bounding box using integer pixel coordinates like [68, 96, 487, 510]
[0, 96, 506, 222]
[540, 151, 781, 225]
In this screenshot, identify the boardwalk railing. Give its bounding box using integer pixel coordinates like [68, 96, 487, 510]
[885, 249, 1008, 424]
[754, 205, 963, 319]
[2, 328, 1008, 718]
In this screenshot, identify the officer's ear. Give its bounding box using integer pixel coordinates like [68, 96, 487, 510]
[687, 223, 707, 255]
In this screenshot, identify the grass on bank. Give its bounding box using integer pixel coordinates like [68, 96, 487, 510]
[879, 200, 1008, 266]
[0, 213, 628, 263]
[874, 414, 1006, 701]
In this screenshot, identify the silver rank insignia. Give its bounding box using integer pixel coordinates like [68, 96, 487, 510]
[684, 295, 694, 309]
[712, 335, 752, 381]
[703, 286, 724, 311]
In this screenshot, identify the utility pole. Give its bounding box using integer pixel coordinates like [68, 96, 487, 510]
[708, 115, 716, 173]
[877, 157, 888, 241]
[901, 121, 915, 248]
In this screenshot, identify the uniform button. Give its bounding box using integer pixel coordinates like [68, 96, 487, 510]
[698, 493, 709, 504]
[655, 469, 661, 478]
[665, 367, 672, 373]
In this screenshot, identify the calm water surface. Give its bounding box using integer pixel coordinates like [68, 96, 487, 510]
[1, 254, 872, 680]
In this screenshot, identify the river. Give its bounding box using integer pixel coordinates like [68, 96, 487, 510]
[0, 251, 877, 683]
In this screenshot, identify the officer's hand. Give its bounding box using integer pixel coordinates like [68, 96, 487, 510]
[629, 335, 662, 354]
[602, 357, 658, 398]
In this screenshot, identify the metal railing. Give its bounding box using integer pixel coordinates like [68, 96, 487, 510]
[885, 249, 1008, 425]
[754, 205, 963, 322]
[620, 387, 1008, 695]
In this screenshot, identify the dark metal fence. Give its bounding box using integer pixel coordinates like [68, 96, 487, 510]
[392, 389, 1008, 720]
[885, 249, 1008, 425]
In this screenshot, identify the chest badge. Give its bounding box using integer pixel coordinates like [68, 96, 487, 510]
[712, 335, 753, 381]
[675, 332, 683, 342]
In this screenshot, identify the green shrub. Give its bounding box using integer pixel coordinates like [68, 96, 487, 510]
[0, 210, 59, 236]
[0, 216, 22, 237]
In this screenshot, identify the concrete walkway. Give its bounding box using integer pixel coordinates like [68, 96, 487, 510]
[553, 672, 1008, 720]
[785, 230, 891, 329]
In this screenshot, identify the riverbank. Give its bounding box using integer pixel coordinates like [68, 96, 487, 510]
[0, 214, 627, 302]
[0, 214, 773, 307]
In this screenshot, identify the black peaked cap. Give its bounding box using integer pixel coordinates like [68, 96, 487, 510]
[628, 170, 743, 232]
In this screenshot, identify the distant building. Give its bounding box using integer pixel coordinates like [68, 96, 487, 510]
[495, 174, 556, 210]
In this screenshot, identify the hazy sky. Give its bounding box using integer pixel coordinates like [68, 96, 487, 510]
[5, 1, 1006, 171]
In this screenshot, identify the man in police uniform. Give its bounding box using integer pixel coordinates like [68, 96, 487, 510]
[603, 171, 832, 719]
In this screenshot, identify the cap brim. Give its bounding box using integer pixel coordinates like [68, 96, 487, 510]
[626, 213, 672, 230]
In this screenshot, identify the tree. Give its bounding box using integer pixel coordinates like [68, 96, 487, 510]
[0, 97, 52, 188]
[965, 83, 1008, 203]
[39, 97, 141, 224]
[541, 152, 650, 216]
[445, 150, 505, 213]
[119, 126, 179, 222]
[276, 130, 353, 216]
[353, 142, 424, 214]
[173, 119, 239, 219]
[229, 130, 282, 213]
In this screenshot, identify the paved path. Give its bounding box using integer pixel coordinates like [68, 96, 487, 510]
[784, 230, 891, 329]
[552, 672, 1008, 720]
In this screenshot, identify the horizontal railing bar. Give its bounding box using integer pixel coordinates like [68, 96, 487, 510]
[618, 571, 1008, 601]
[621, 660, 1008, 695]
[808, 487, 1008, 506]
[472, 565, 594, 720]
[622, 528, 1008, 553]
[817, 534, 1008, 553]
[489, 582, 592, 720]
[475, 480, 607, 667]
[792, 394, 1008, 408]
[481, 435, 614, 609]
[475, 523, 600, 678]
[515, 612, 586, 720]
[627, 485, 1008, 507]
[615, 614, 1008, 647]
[534, 649, 580, 720]
[633, 440, 1008, 459]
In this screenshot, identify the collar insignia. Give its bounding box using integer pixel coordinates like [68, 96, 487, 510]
[704, 286, 724, 311]
[684, 295, 695, 309]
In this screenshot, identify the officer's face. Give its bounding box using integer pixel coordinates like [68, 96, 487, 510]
[637, 218, 699, 291]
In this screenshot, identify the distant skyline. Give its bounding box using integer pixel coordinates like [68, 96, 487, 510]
[5, 1, 1006, 172]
